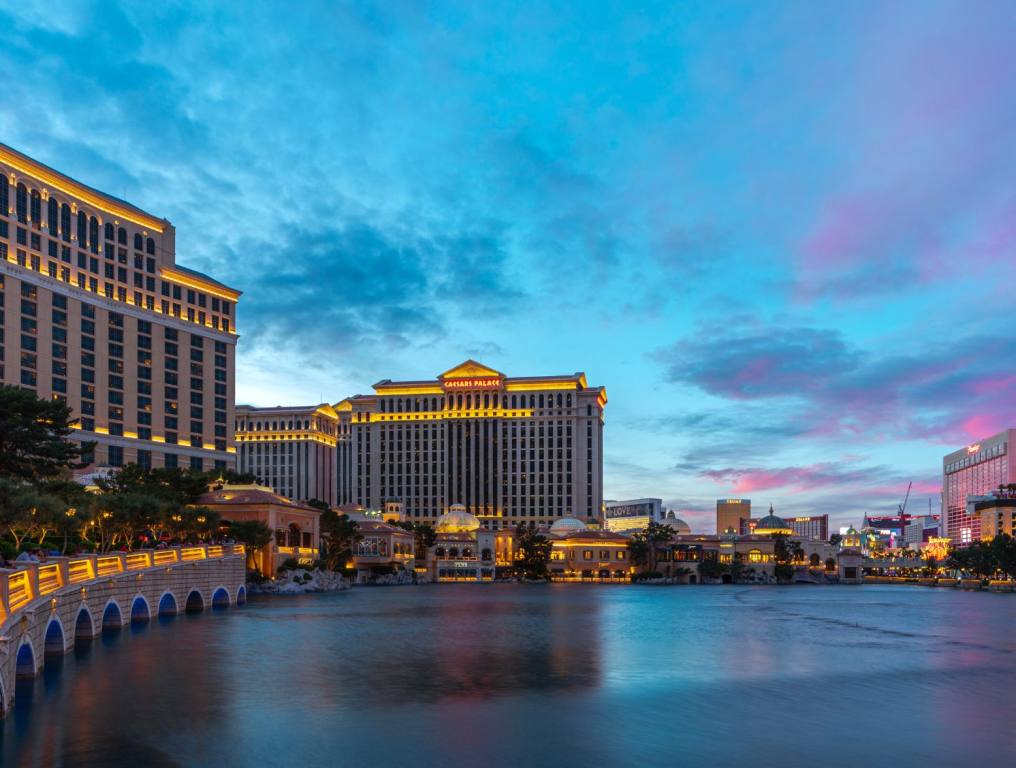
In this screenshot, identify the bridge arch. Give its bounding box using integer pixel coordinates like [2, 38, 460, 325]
[130, 595, 151, 623]
[158, 591, 179, 617]
[15, 639, 37, 679]
[102, 599, 124, 631]
[44, 616, 67, 655]
[236, 585, 247, 605]
[74, 605, 96, 641]
[211, 586, 231, 609]
[185, 589, 205, 613]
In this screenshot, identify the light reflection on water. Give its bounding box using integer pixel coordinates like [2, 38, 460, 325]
[2, 585, 1015, 767]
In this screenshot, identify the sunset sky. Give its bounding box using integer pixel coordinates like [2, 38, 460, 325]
[4, 1, 1015, 528]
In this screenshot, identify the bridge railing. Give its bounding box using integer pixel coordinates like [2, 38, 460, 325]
[0, 544, 245, 627]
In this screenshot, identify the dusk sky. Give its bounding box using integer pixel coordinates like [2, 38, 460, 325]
[4, 1, 1015, 529]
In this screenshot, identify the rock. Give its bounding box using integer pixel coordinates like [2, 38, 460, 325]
[248, 568, 351, 594]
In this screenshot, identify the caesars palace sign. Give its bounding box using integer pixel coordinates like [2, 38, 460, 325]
[442, 377, 502, 390]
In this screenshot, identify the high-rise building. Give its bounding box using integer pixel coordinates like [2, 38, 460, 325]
[335, 360, 606, 528]
[942, 430, 1016, 545]
[603, 498, 662, 532]
[786, 514, 829, 541]
[0, 143, 239, 471]
[235, 404, 339, 505]
[716, 498, 750, 535]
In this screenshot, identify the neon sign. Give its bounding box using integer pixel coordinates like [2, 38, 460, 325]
[442, 377, 501, 390]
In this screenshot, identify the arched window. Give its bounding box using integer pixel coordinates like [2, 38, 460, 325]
[89, 216, 99, 253]
[15, 183, 27, 223]
[118, 226, 127, 245]
[29, 188, 41, 228]
[134, 233, 143, 250]
[146, 237, 155, 254]
[77, 211, 87, 247]
[748, 549, 763, 563]
[104, 222, 115, 240]
[448, 548, 459, 558]
[48, 197, 58, 233]
[435, 547, 445, 558]
[809, 553, 821, 567]
[60, 203, 71, 242]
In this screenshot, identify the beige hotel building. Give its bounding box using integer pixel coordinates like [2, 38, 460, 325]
[0, 143, 239, 471]
[234, 404, 339, 506]
[336, 360, 606, 528]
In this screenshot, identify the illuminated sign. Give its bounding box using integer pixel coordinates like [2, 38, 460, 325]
[605, 503, 655, 519]
[967, 443, 981, 454]
[442, 377, 501, 390]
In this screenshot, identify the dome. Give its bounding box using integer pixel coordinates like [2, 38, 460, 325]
[662, 514, 691, 535]
[435, 506, 481, 533]
[754, 505, 793, 535]
[550, 516, 588, 536]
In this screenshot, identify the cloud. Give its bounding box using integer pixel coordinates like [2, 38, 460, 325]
[235, 220, 520, 359]
[656, 321, 1016, 445]
[654, 325, 862, 400]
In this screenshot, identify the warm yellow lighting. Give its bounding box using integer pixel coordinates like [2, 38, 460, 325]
[0, 145, 166, 231]
[160, 266, 240, 300]
[373, 385, 445, 395]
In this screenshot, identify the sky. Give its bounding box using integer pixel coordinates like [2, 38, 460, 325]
[3, 0, 1015, 530]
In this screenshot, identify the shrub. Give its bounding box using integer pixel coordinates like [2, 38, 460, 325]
[277, 557, 300, 573]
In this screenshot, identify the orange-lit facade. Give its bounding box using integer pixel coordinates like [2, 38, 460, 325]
[335, 360, 606, 528]
[0, 144, 239, 471]
[235, 404, 338, 505]
[716, 498, 750, 535]
[942, 430, 1016, 545]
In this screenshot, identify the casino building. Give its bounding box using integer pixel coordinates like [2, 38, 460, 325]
[942, 429, 1016, 545]
[0, 143, 239, 471]
[235, 404, 339, 505]
[335, 360, 606, 528]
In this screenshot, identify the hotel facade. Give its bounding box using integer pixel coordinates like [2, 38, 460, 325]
[942, 429, 1016, 545]
[235, 404, 339, 505]
[336, 360, 606, 528]
[0, 144, 239, 471]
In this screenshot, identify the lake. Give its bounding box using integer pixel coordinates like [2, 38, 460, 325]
[3, 584, 1015, 767]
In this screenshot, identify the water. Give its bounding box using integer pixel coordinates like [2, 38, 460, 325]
[3, 584, 1015, 767]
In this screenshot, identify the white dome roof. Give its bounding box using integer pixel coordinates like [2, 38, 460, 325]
[662, 516, 691, 535]
[549, 517, 588, 536]
[435, 508, 481, 533]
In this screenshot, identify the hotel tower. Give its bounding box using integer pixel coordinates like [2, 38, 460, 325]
[0, 143, 240, 471]
[336, 361, 606, 528]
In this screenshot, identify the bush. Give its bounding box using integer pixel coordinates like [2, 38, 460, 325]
[0, 540, 17, 560]
[632, 571, 664, 582]
[277, 557, 300, 573]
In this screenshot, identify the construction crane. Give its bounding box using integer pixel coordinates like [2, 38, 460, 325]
[897, 481, 912, 523]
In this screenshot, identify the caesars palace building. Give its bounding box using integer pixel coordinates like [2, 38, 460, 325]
[335, 361, 606, 528]
[0, 143, 239, 471]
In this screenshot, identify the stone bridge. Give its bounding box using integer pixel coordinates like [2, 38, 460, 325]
[0, 544, 246, 716]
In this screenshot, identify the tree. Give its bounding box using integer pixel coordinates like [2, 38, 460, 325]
[319, 509, 361, 571]
[229, 520, 274, 571]
[697, 557, 725, 582]
[305, 498, 331, 512]
[628, 521, 674, 572]
[514, 525, 551, 579]
[0, 385, 94, 481]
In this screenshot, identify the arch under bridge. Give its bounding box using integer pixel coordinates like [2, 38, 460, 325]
[0, 544, 246, 716]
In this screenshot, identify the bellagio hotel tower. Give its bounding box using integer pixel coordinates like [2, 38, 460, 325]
[0, 143, 239, 472]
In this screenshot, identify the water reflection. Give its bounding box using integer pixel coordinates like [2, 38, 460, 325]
[2, 585, 1015, 767]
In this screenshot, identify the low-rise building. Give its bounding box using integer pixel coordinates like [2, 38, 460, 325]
[350, 517, 415, 583]
[196, 483, 321, 574]
[548, 517, 631, 581]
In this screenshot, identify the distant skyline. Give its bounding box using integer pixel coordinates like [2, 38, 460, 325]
[4, 1, 1015, 529]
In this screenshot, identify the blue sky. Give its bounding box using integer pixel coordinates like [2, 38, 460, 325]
[4, 1, 1015, 529]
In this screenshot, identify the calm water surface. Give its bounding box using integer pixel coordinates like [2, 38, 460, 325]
[3, 585, 1015, 767]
